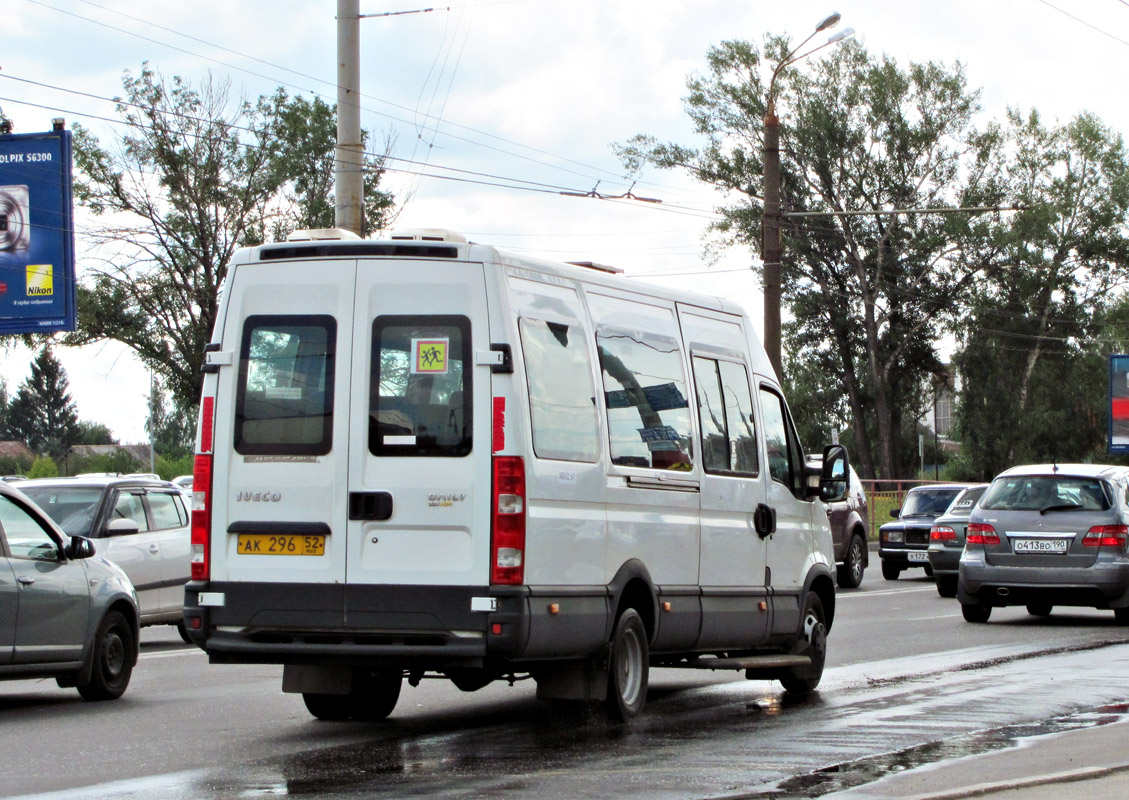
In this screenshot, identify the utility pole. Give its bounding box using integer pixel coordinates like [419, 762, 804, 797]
[762, 114, 783, 382]
[336, 0, 364, 235]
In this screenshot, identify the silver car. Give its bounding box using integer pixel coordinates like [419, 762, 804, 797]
[18, 477, 190, 635]
[927, 484, 988, 598]
[0, 480, 140, 699]
[958, 464, 1129, 623]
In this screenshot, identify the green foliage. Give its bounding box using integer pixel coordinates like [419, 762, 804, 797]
[72, 449, 143, 476]
[6, 347, 81, 459]
[147, 380, 195, 460]
[75, 420, 118, 445]
[27, 456, 59, 479]
[618, 36, 990, 479]
[952, 112, 1129, 478]
[65, 65, 396, 409]
[0, 455, 32, 476]
[156, 453, 194, 481]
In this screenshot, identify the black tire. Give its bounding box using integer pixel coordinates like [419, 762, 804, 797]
[77, 610, 136, 701]
[605, 608, 648, 722]
[881, 560, 901, 581]
[303, 693, 353, 721]
[303, 669, 402, 721]
[923, 563, 934, 577]
[961, 602, 992, 623]
[1115, 608, 1129, 626]
[176, 621, 193, 644]
[1026, 603, 1053, 617]
[780, 593, 828, 695]
[836, 535, 866, 589]
[936, 575, 958, 598]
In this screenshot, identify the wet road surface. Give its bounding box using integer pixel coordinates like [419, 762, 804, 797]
[11, 629, 1129, 799]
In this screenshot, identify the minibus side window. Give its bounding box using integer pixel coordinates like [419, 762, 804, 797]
[370, 315, 472, 457]
[235, 315, 336, 456]
[759, 386, 804, 496]
[597, 329, 693, 472]
[693, 357, 758, 476]
[519, 318, 599, 463]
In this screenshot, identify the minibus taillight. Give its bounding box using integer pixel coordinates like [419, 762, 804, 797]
[191, 452, 213, 581]
[1082, 525, 1129, 549]
[491, 456, 526, 585]
[966, 523, 999, 546]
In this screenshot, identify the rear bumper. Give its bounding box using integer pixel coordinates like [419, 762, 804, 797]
[957, 562, 1129, 608]
[183, 581, 611, 669]
[927, 546, 961, 575]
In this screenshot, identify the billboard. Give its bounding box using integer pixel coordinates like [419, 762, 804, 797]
[0, 129, 77, 334]
[1111, 355, 1129, 454]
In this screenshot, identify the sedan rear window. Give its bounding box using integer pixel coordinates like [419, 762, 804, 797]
[980, 476, 1111, 512]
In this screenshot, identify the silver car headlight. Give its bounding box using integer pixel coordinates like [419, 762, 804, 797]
[885, 530, 903, 543]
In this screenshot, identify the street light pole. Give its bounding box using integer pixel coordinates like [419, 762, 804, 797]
[762, 13, 852, 382]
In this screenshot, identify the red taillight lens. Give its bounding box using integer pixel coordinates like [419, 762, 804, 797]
[931, 526, 957, 541]
[190, 452, 212, 581]
[966, 523, 1000, 546]
[491, 456, 526, 585]
[1082, 525, 1128, 548]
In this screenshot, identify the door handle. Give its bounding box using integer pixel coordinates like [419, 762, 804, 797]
[149, 544, 160, 553]
[17, 576, 35, 586]
[349, 492, 393, 521]
[754, 504, 776, 539]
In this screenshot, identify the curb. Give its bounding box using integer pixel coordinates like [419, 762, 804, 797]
[866, 761, 1129, 800]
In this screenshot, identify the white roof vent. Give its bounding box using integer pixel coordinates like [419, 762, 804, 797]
[387, 228, 467, 243]
[286, 228, 362, 242]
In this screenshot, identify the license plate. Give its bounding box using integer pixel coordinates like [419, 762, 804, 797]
[1013, 538, 1068, 554]
[236, 533, 325, 556]
[907, 551, 929, 562]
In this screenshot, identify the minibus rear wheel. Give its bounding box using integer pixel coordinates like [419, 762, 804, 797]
[605, 608, 648, 722]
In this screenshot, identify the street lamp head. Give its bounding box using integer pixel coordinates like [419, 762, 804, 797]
[827, 27, 855, 44]
[815, 12, 841, 32]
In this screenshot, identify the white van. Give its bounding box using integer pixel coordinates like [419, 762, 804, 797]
[183, 229, 850, 722]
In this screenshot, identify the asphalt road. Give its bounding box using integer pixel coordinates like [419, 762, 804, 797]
[3, 572, 1129, 799]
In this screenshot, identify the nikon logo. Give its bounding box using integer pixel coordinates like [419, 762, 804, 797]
[26, 264, 53, 297]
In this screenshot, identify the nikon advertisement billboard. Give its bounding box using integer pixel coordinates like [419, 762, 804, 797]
[0, 128, 77, 334]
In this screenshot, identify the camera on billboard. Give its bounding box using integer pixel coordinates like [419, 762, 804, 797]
[0, 184, 31, 252]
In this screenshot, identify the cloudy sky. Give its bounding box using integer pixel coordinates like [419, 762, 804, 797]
[3, 0, 1128, 443]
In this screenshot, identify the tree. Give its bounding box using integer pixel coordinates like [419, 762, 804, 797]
[952, 111, 1129, 478]
[7, 347, 81, 458]
[75, 420, 118, 445]
[64, 65, 396, 410]
[617, 37, 995, 479]
[147, 379, 195, 459]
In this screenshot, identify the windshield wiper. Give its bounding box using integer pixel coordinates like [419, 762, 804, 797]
[1040, 503, 1082, 515]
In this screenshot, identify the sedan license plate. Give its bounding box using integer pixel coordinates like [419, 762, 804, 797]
[1013, 538, 1068, 554]
[237, 533, 325, 556]
[907, 551, 929, 563]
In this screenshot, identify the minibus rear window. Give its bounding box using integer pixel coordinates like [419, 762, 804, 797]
[234, 316, 336, 456]
[369, 315, 472, 457]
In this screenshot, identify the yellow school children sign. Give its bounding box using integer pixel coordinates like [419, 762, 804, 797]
[412, 338, 449, 374]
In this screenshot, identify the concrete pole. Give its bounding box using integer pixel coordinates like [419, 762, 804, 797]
[336, 0, 364, 235]
[762, 111, 783, 382]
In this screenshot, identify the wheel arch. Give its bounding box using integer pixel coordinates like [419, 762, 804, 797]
[805, 567, 836, 632]
[607, 559, 659, 643]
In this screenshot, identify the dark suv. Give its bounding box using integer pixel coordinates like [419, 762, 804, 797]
[879, 484, 970, 580]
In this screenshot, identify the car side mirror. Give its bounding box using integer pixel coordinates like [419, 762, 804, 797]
[813, 444, 850, 502]
[105, 518, 140, 537]
[890, 508, 900, 519]
[67, 536, 96, 559]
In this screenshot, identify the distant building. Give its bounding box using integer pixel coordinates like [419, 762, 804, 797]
[0, 440, 35, 463]
[69, 443, 153, 465]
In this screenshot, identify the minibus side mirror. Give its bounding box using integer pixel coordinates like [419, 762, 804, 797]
[813, 444, 850, 502]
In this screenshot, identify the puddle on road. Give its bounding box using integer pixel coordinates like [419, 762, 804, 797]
[732, 702, 1129, 799]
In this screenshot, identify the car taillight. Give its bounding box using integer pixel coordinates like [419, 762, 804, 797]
[1082, 525, 1129, 548]
[931, 526, 957, 541]
[491, 456, 525, 585]
[966, 523, 1000, 546]
[191, 453, 212, 580]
